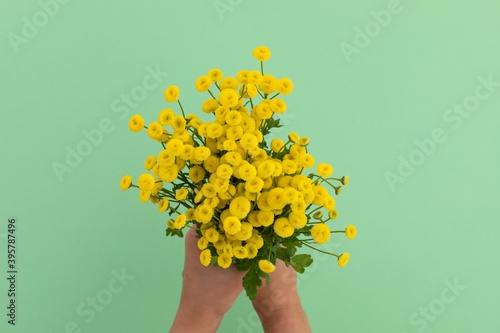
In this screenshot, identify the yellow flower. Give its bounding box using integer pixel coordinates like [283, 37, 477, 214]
[238, 164, 257, 181]
[229, 196, 251, 219]
[281, 160, 297, 174]
[245, 177, 264, 193]
[195, 204, 214, 223]
[255, 103, 273, 119]
[222, 244, 233, 257]
[316, 163, 334, 177]
[206, 123, 224, 139]
[219, 77, 239, 90]
[267, 188, 286, 210]
[164, 85, 180, 103]
[216, 164, 233, 180]
[288, 212, 307, 229]
[311, 223, 330, 244]
[282, 187, 298, 204]
[147, 122, 163, 140]
[288, 132, 300, 143]
[175, 188, 189, 200]
[258, 74, 277, 94]
[329, 210, 338, 220]
[158, 164, 179, 183]
[225, 110, 242, 126]
[223, 216, 241, 235]
[345, 225, 357, 240]
[239, 131, 256, 147]
[249, 71, 263, 85]
[234, 222, 253, 241]
[215, 106, 230, 120]
[223, 139, 238, 151]
[194, 146, 211, 161]
[129, 115, 144, 132]
[145, 155, 157, 171]
[338, 253, 350, 267]
[138, 173, 155, 191]
[189, 166, 206, 183]
[158, 109, 175, 126]
[273, 217, 294, 238]
[323, 196, 336, 211]
[270, 99, 287, 114]
[270, 139, 285, 153]
[252, 46, 271, 62]
[245, 243, 258, 259]
[226, 126, 244, 141]
[236, 70, 250, 85]
[166, 219, 175, 229]
[218, 254, 232, 269]
[207, 68, 223, 82]
[197, 237, 209, 250]
[218, 89, 239, 108]
[276, 78, 293, 95]
[257, 211, 274, 227]
[203, 155, 220, 173]
[202, 98, 219, 114]
[174, 214, 186, 229]
[158, 150, 175, 166]
[313, 211, 323, 219]
[139, 190, 151, 203]
[165, 138, 184, 156]
[200, 249, 212, 266]
[205, 228, 220, 243]
[201, 183, 217, 198]
[258, 259, 275, 273]
[341, 176, 349, 186]
[120, 175, 132, 191]
[180, 145, 195, 160]
[233, 245, 248, 259]
[172, 115, 186, 132]
[246, 83, 258, 97]
[298, 153, 315, 169]
[299, 137, 309, 146]
[225, 151, 243, 166]
[195, 75, 212, 92]
[158, 198, 169, 213]
[185, 208, 196, 221]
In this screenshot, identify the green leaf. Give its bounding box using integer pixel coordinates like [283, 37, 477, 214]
[242, 264, 262, 300]
[236, 260, 253, 272]
[290, 254, 313, 274]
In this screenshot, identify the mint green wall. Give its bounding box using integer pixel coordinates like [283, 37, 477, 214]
[1, 1, 499, 332]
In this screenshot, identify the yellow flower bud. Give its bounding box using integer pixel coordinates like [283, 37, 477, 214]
[258, 259, 275, 273]
[338, 253, 350, 267]
[252, 46, 271, 62]
[345, 225, 357, 240]
[128, 114, 144, 132]
[164, 85, 179, 103]
[120, 175, 132, 191]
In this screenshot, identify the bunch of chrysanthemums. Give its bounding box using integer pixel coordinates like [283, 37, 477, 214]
[120, 46, 356, 299]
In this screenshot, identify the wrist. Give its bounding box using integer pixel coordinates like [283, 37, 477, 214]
[170, 289, 224, 333]
[253, 293, 311, 333]
[170, 300, 224, 333]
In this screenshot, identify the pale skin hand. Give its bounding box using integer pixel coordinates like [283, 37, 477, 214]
[170, 228, 246, 333]
[252, 259, 312, 333]
[170, 228, 312, 333]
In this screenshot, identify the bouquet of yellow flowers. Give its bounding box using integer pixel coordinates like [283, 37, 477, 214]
[120, 46, 356, 299]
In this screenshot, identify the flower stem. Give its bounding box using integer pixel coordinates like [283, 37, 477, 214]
[300, 241, 339, 258]
[177, 100, 186, 117]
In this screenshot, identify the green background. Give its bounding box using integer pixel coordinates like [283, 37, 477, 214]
[1, 0, 499, 332]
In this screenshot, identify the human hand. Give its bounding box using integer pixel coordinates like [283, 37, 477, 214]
[170, 228, 246, 333]
[252, 259, 312, 333]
